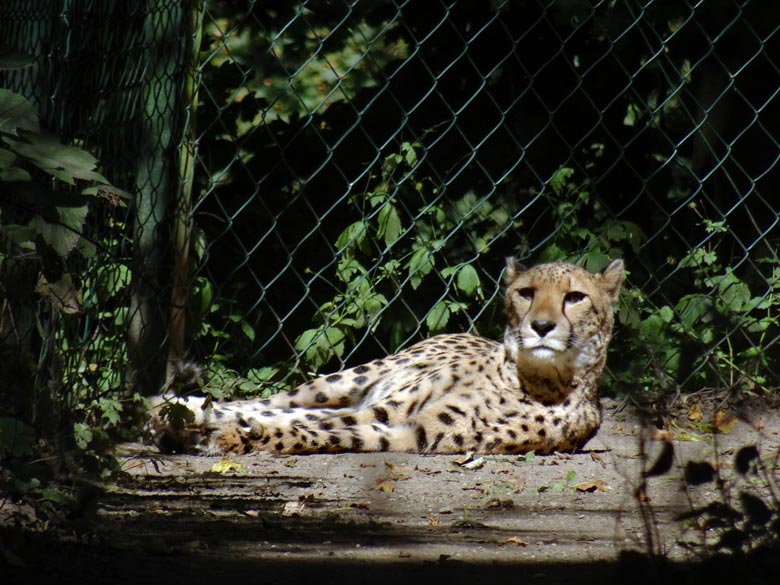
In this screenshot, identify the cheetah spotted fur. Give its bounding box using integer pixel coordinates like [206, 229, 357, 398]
[154, 259, 624, 455]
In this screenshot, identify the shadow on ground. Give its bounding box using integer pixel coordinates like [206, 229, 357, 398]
[2, 398, 780, 584]
[2, 523, 779, 585]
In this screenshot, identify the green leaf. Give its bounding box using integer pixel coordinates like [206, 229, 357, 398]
[548, 167, 574, 196]
[0, 223, 36, 245]
[538, 244, 568, 263]
[0, 166, 31, 181]
[377, 203, 403, 247]
[676, 294, 714, 329]
[323, 326, 346, 356]
[247, 366, 279, 383]
[29, 204, 89, 257]
[73, 422, 93, 450]
[6, 133, 107, 184]
[295, 327, 346, 370]
[190, 277, 214, 317]
[426, 300, 450, 332]
[76, 237, 97, 258]
[401, 141, 418, 167]
[0, 146, 15, 168]
[359, 291, 387, 318]
[37, 489, 77, 505]
[0, 88, 40, 135]
[99, 398, 123, 426]
[456, 264, 480, 297]
[583, 250, 610, 272]
[160, 403, 196, 431]
[240, 320, 255, 342]
[639, 313, 667, 340]
[337, 258, 365, 283]
[623, 102, 640, 126]
[95, 263, 131, 299]
[679, 248, 718, 269]
[294, 328, 318, 353]
[113, 306, 129, 327]
[407, 245, 434, 289]
[335, 221, 367, 255]
[709, 271, 751, 313]
[377, 258, 400, 280]
[440, 266, 458, 279]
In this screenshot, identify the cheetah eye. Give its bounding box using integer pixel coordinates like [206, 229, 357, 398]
[516, 287, 534, 301]
[564, 291, 587, 304]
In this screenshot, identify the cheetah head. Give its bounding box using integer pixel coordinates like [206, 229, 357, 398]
[503, 258, 624, 391]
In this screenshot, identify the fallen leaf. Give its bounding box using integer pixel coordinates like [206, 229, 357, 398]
[283, 458, 298, 467]
[484, 498, 513, 509]
[589, 452, 604, 464]
[462, 457, 486, 470]
[454, 451, 477, 465]
[383, 462, 413, 480]
[574, 480, 609, 492]
[674, 432, 707, 443]
[385, 461, 415, 474]
[687, 404, 703, 422]
[210, 459, 245, 474]
[281, 500, 306, 516]
[713, 411, 737, 433]
[498, 536, 528, 547]
[427, 516, 440, 526]
[376, 480, 395, 493]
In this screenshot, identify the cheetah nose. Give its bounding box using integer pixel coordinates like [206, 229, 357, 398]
[531, 320, 556, 337]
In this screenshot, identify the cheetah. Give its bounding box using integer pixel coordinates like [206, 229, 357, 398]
[154, 258, 624, 455]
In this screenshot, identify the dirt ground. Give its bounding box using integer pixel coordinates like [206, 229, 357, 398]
[3, 398, 780, 584]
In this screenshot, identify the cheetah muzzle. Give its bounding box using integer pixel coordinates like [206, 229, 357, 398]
[152, 259, 624, 455]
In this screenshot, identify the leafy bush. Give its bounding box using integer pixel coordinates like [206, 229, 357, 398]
[291, 140, 511, 373]
[0, 55, 136, 506]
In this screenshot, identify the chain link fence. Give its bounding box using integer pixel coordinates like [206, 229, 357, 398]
[1, 1, 779, 443]
[189, 0, 779, 399]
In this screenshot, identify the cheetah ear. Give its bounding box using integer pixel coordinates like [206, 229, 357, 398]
[599, 259, 624, 304]
[505, 257, 527, 283]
